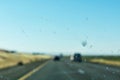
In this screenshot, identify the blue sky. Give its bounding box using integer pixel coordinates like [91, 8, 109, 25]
[0, 0, 120, 55]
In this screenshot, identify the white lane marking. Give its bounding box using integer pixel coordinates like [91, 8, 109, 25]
[103, 75, 106, 78]
[63, 71, 74, 80]
[62, 71, 76, 74]
[78, 69, 85, 74]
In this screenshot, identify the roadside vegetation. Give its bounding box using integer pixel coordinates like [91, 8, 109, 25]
[83, 56, 120, 66]
[0, 50, 51, 69]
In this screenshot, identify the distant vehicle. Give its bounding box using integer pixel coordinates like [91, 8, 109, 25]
[70, 53, 82, 62]
[53, 56, 60, 61]
[60, 53, 63, 58]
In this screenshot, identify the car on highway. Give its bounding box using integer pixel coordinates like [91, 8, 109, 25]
[70, 53, 82, 62]
[53, 56, 60, 61]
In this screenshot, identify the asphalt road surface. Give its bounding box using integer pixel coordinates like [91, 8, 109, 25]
[0, 59, 120, 80]
[26, 60, 120, 80]
[0, 60, 48, 80]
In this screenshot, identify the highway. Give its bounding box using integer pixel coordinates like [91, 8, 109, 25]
[0, 59, 120, 80]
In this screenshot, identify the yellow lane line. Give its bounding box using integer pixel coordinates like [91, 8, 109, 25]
[18, 61, 49, 80]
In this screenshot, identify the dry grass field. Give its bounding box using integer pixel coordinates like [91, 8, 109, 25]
[83, 56, 120, 66]
[90, 59, 120, 66]
[0, 51, 51, 69]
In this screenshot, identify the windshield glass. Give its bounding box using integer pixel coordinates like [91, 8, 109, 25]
[0, 0, 120, 80]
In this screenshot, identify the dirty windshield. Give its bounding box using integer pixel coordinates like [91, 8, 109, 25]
[0, 0, 120, 80]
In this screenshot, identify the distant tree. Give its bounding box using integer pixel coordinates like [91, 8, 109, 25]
[33, 52, 40, 55]
[32, 52, 45, 55]
[10, 50, 16, 53]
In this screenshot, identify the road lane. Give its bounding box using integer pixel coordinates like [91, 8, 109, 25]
[26, 61, 71, 80]
[26, 60, 120, 80]
[0, 59, 119, 80]
[19, 61, 49, 80]
[0, 60, 48, 80]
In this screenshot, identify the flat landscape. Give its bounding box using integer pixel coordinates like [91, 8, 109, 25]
[0, 50, 51, 69]
[0, 55, 119, 80]
[83, 56, 120, 66]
